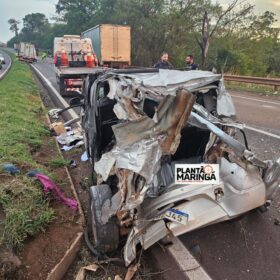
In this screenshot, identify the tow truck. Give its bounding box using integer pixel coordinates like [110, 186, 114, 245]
[53, 35, 99, 96]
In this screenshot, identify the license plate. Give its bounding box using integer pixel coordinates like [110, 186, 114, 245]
[164, 208, 189, 225]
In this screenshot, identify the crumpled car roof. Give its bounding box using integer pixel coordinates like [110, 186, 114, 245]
[113, 69, 222, 95]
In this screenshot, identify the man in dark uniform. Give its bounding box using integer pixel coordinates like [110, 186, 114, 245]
[154, 52, 174, 69]
[186, 54, 198, 70]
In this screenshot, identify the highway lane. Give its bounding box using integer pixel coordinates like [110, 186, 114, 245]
[0, 50, 12, 79]
[231, 92, 280, 161]
[232, 92, 280, 135]
[33, 58, 82, 116]
[33, 59, 280, 280]
[33, 58, 58, 91]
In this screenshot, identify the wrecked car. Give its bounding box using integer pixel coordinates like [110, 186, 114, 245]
[68, 68, 280, 265]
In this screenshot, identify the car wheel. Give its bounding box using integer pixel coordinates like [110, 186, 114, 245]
[89, 184, 119, 253]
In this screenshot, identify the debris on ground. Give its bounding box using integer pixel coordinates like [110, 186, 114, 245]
[48, 108, 62, 119]
[124, 263, 140, 280]
[28, 171, 78, 210]
[56, 127, 84, 151]
[61, 145, 74, 151]
[274, 218, 280, 226]
[1, 163, 20, 175]
[81, 151, 88, 162]
[69, 159, 77, 168]
[50, 121, 67, 135]
[75, 263, 99, 280]
[56, 133, 83, 146]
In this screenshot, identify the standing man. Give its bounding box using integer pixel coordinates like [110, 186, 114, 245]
[186, 54, 198, 70]
[154, 52, 174, 69]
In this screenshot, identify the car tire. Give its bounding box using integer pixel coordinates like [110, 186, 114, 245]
[89, 184, 119, 253]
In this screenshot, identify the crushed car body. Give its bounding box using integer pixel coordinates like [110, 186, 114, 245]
[79, 69, 280, 266]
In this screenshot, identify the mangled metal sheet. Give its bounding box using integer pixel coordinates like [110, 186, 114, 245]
[216, 78, 236, 117]
[112, 90, 196, 153]
[93, 70, 236, 211]
[188, 112, 245, 157]
[94, 138, 162, 184]
[120, 69, 222, 95]
[105, 69, 235, 118]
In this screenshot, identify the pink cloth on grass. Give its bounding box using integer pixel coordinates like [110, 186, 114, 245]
[35, 173, 78, 210]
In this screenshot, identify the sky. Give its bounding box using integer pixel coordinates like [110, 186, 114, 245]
[0, 0, 280, 43]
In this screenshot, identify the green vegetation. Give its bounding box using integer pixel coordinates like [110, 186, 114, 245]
[0, 52, 54, 248]
[226, 81, 280, 96]
[7, 1, 280, 77]
[0, 53, 49, 164]
[0, 177, 54, 248]
[48, 156, 69, 168]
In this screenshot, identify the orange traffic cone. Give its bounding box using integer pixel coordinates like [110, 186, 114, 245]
[85, 53, 94, 68]
[61, 50, 68, 66]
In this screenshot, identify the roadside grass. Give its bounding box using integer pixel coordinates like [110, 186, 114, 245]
[0, 177, 54, 248]
[48, 156, 69, 168]
[225, 81, 280, 96]
[0, 52, 54, 248]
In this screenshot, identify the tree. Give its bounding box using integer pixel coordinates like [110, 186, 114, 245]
[6, 0, 280, 77]
[22, 13, 49, 35]
[19, 13, 50, 48]
[111, 0, 168, 65]
[8, 18, 20, 37]
[195, 0, 253, 68]
[55, 0, 99, 33]
[249, 11, 279, 39]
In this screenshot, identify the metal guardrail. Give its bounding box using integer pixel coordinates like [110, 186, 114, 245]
[224, 74, 280, 90]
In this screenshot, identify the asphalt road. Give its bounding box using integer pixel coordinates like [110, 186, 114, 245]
[0, 50, 11, 78]
[33, 59, 280, 280]
[33, 58, 80, 113]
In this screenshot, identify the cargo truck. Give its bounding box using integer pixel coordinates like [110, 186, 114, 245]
[18, 42, 37, 63]
[81, 24, 131, 68]
[53, 35, 100, 96]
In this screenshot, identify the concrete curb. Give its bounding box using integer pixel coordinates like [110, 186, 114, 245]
[37, 77, 85, 280]
[47, 232, 83, 280]
[148, 236, 212, 280]
[45, 132, 85, 280]
[165, 236, 212, 280]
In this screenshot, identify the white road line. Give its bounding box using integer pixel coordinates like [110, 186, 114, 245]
[245, 125, 280, 140]
[31, 64, 81, 125]
[261, 105, 277, 109]
[166, 237, 212, 280]
[232, 95, 280, 106]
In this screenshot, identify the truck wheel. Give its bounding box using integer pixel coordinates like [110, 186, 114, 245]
[89, 184, 119, 253]
[59, 77, 67, 96]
